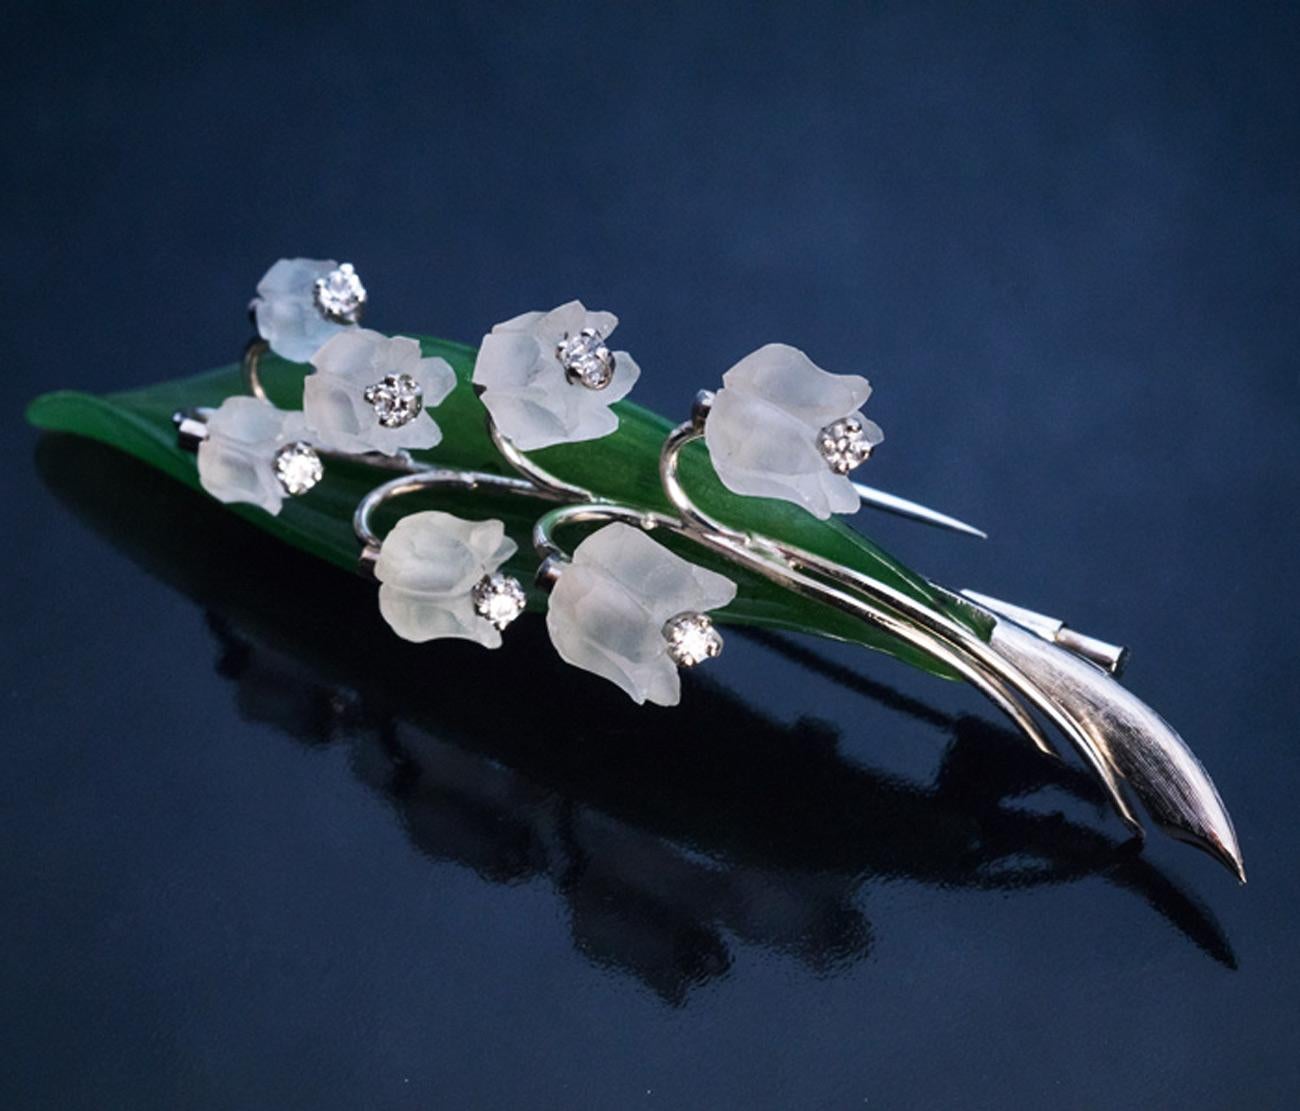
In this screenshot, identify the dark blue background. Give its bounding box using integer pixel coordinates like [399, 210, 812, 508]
[5, 2, 1299, 1106]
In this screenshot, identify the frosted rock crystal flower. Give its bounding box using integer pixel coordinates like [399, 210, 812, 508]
[546, 523, 736, 706]
[375, 512, 524, 648]
[251, 258, 366, 363]
[472, 300, 641, 451]
[704, 343, 883, 520]
[304, 329, 456, 456]
[197, 396, 322, 515]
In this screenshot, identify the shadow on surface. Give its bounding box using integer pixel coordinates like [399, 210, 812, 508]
[37, 433, 1236, 1001]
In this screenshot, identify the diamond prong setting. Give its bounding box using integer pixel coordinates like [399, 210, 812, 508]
[313, 262, 367, 324]
[272, 441, 324, 496]
[817, 416, 878, 475]
[363, 373, 424, 428]
[557, 328, 616, 390]
[662, 612, 724, 668]
[471, 573, 527, 631]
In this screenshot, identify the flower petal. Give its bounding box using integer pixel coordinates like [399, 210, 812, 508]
[255, 257, 334, 297]
[311, 328, 387, 384]
[546, 564, 680, 705]
[368, 410, 442, 454]
[464, 517, 516, 569]
[491, 310, 547, 334]
[206, 395, 291, 445]
[535, 300, 618, 349]
[197, 439, 284, 514]
[473, 302, 634, 450]
[415, 355, 457, 408]
[302, 371, 370, 453]
[375, 511, 492, 597]
[705, 388, 854, 519]
[372, 512, 517, 648]
[306, 331, 453, 456]
[252, 257, 348, 363]
[379, 586, 502, 648]
[545, 523, 735, 706]
[477, 388, 578, 451]
[572, 522, 736, 622]
[600, 350, 641, 405]
[197, 396, 299, 514]
[472, 330, 550, 391]
[549, 386, 622, 446]
[705, 344, 882, 518]
[722, 343, 872, 426]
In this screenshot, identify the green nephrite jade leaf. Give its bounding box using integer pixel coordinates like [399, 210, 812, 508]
[26, 336, 990, 678]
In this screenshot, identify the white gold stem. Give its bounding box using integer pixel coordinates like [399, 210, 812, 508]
[242, 337, 270, 402]
[353, 466, 571, 556]
[486, 414, 594, 501]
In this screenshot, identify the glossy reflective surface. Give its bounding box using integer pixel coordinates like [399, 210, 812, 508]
[5, 4, 1299, 1106]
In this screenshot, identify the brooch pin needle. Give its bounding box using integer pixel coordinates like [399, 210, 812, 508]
[852, 482, 988, 539]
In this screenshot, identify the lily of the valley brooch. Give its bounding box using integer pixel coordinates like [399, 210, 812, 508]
[161, 257, 1241, 882]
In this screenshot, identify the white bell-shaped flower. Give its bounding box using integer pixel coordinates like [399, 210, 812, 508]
[303, 329, 456, 456]
[251, 257, 366, 363]
[375, 512, 524, 648]
[546, 523, 736, 706]
[197, 396, 322, 515]
[704, 343, 883, 520]
[471, 300, 641, 451]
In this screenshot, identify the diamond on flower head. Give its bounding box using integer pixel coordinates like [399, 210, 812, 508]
[273, 441, 323, 495]
[363, 373, 424, 429]
[313, 263, 367, 324]
[557, 328, 616, 390]
[662, 612, 724, 667]
[471, 573, 527, 630]
[817, 416, 881, 475]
